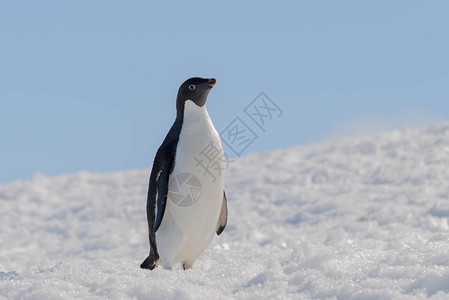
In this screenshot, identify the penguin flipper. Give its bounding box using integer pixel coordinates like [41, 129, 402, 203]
[148, 136, 177, 235]
[154, 156, 173, 233]
[216, 191, 228, 235]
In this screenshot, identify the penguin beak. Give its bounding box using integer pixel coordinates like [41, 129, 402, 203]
[207, 78, 216, 87]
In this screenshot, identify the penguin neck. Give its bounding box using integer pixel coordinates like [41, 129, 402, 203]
[176, 98, 185, 119]
[180, 100, 213, 133]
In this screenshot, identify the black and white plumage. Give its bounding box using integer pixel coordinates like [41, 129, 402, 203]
[140, 77, 228, 270]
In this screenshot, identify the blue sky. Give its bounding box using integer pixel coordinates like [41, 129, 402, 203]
[1, 1, 448, 183]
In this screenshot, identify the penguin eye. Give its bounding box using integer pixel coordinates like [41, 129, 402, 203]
[189, 84, 196, 91]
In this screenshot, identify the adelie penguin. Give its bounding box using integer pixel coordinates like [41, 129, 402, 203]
[141, 77, 228, 270]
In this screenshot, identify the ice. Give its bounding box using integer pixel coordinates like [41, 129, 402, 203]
[1, 123, 449, 299]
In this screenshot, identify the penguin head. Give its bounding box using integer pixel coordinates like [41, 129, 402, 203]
[176, 77, 216, 114]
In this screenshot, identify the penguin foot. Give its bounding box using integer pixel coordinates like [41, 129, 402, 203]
[164, 266, 172, 270]
[182, 263, 193, 270]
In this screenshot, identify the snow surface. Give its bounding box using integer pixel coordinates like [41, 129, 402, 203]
[2, 123, 449, 299]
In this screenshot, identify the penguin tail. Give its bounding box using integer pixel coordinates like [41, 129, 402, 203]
[140, 256, 158, 270]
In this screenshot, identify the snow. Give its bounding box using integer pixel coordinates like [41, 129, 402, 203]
[2, 123, 449, 299]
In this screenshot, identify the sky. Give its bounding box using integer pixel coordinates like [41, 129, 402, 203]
[1, 1, 449, 184]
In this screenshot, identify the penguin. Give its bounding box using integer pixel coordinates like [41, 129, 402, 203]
[140, 77, 228, 270]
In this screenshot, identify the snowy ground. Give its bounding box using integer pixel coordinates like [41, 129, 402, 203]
[2, 123, 449, 299]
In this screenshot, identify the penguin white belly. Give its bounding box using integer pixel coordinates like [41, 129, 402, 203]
[156, 100, 225, 267]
